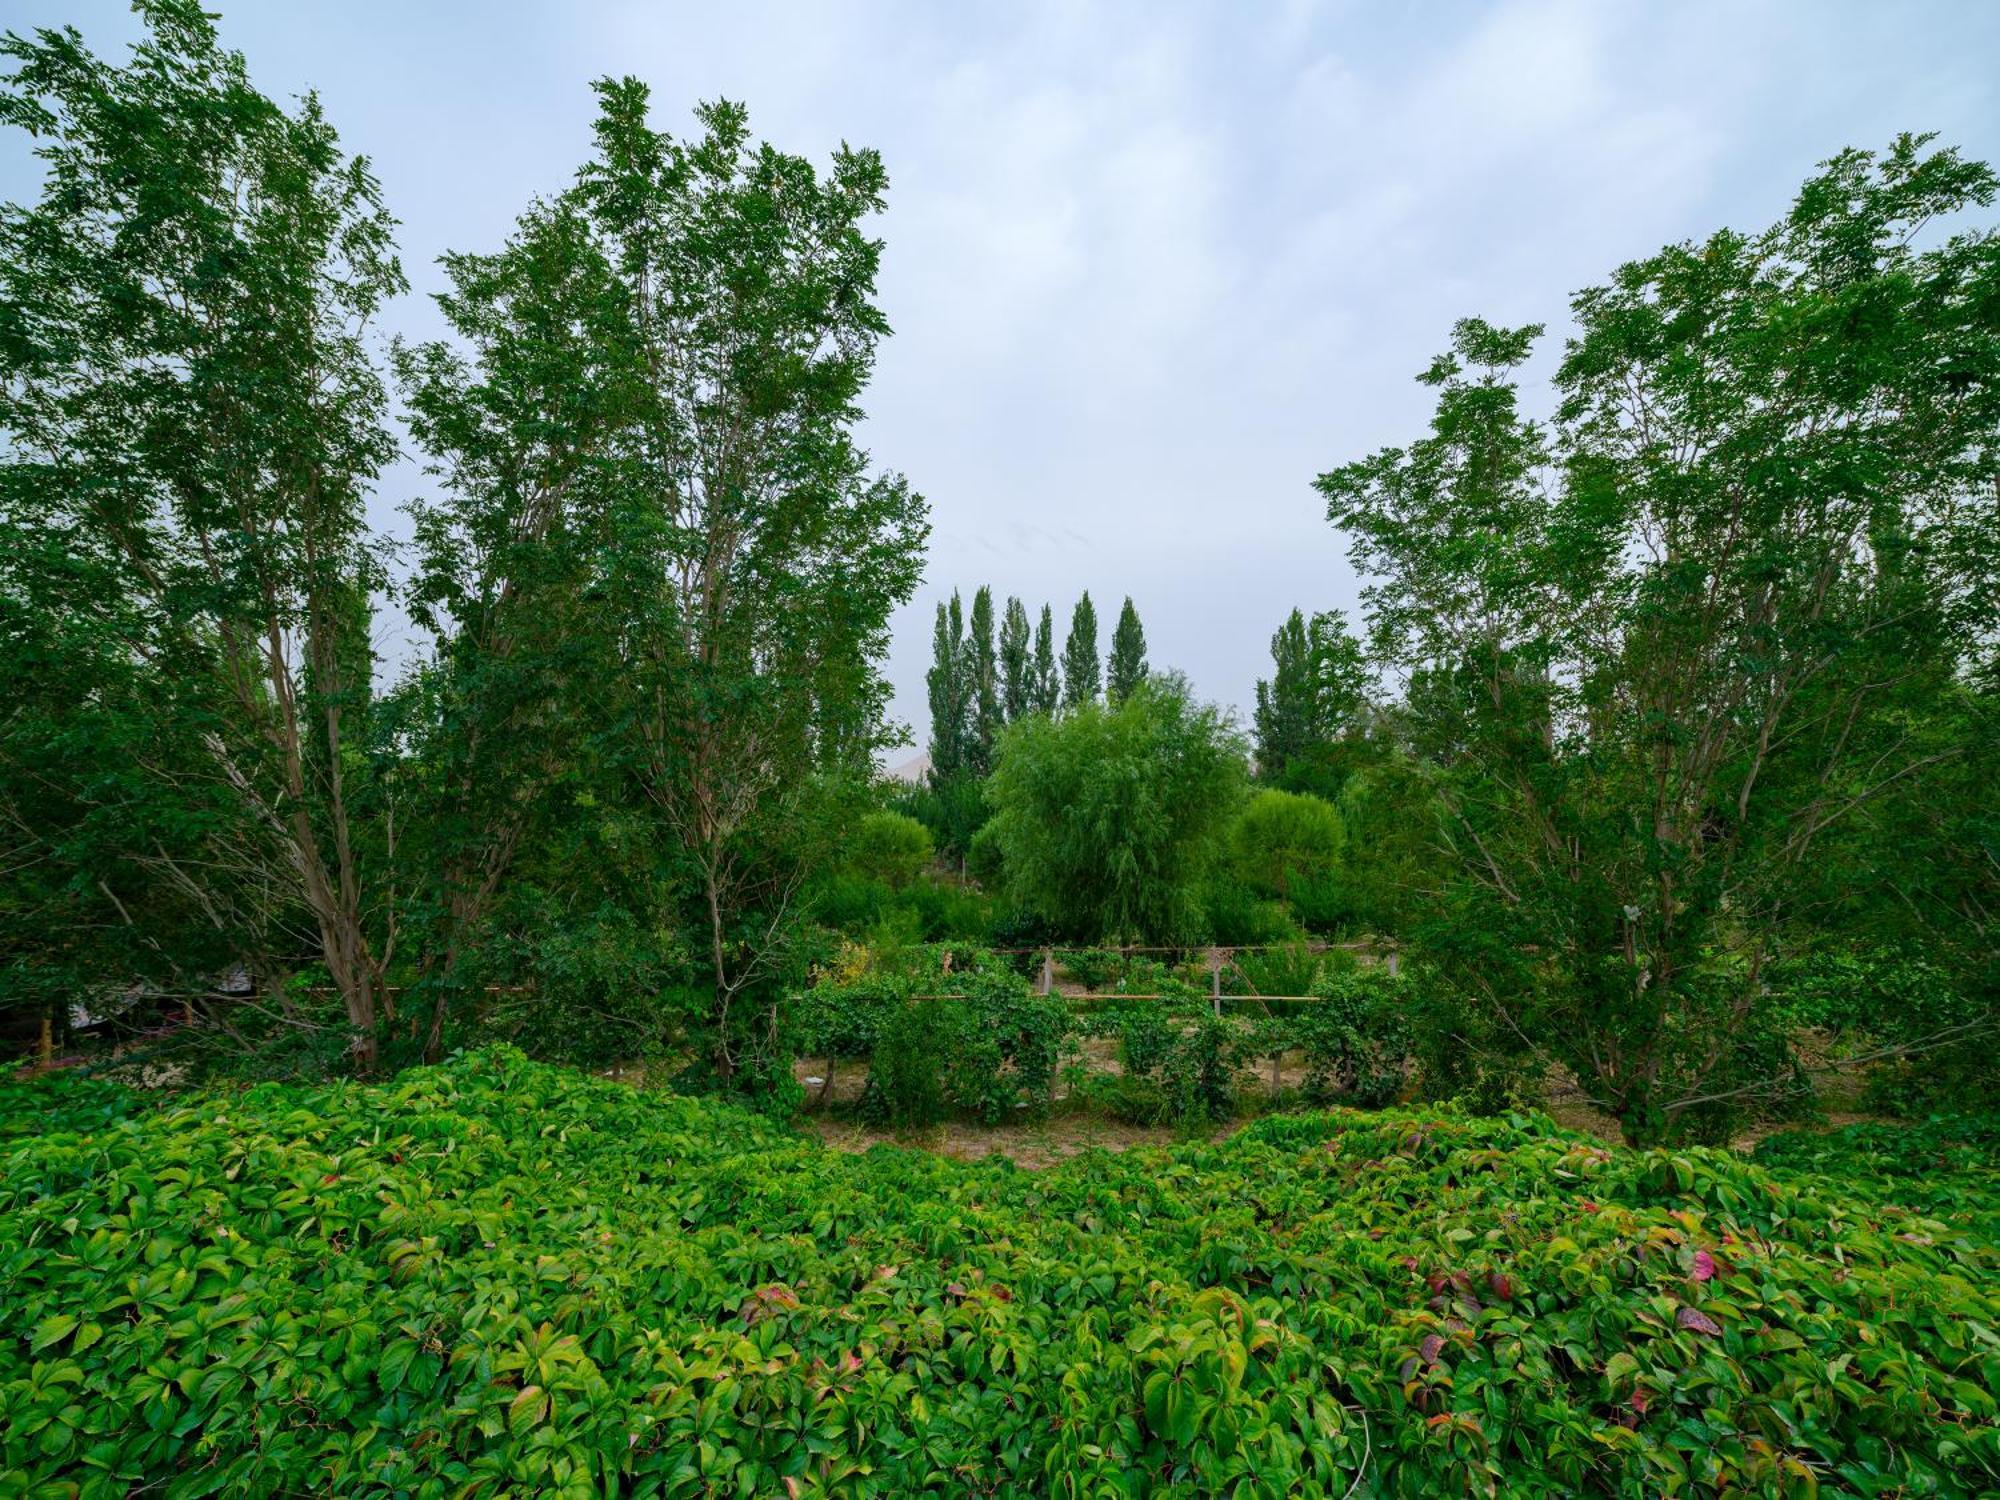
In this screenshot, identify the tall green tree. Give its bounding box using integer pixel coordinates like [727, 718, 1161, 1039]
[998, 596, 1032, 722]
[926, 592, 968, 782]
[986, 674, 1246, 942]
[1318, 136, 2000, 1145]
[1031, 604, 1060, 714]
[392, 188, 655, 1060]
[0, 0, 405, 1065]
[1106, 596, 1149, 704]
[1061, 591, 1101, 708]
[967, 585, 1001, 774]
[559, 84, 926, 1085]
[1253, 608, 1367, 783]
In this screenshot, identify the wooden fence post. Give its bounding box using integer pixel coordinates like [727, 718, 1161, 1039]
[1039, 949, 1054, 996]
[1385, 944, 1400, 977]
[1209, 949, 1223, 1017]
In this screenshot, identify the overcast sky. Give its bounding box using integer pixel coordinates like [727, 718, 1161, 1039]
[8, 1, 1999, 753]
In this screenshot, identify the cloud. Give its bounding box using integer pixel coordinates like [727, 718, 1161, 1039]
[9, 0, 1997, 750]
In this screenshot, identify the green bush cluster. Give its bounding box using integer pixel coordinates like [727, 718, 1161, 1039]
[4, 1049, 1997, 1496]
[1753, 1115, 2000, 1237]
[797, 955, 1068, 1126]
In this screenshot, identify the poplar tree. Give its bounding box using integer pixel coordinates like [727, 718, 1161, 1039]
[967, 585, 1001, 773]
[1106, 596, 1149, 703]
[1031, 605, 1060, 714]
[926, 592, 968, 781]
[1252, 608, 1365, 781]
[1061, 592, 1101, 708]
[999, 596, 1032, 721]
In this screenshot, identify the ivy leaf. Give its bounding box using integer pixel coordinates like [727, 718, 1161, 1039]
[1676, 1306, 1722, 1336]
[508, 1385, 548, 1436]
[30, 1314, 77, 1352]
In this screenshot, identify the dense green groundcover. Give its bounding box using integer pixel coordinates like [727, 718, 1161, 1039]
[2, 1051, 1997, 1497]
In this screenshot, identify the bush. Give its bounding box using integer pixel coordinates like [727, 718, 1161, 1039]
[1232, 941, 1328, 998]
[1769, 948, 1997, 1115]
[859, 998, 947, 1127]
[844, 810, 933, 888]
[1229, 788, 1344, 902]
[935, 971, 1068, 1124]
[1059, 947, 1124, 991]
[1200, 877, 1304, 945]
[804, 956, 1066, 1123]
[1115, 1003, 1248, 1127]
[1293, 968, 1413, 1107]
[964, 819, 1005, 889]
[3, 1048, 1997, 1495]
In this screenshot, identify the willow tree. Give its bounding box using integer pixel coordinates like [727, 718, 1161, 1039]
[0, 1, 404, 1065]
[1319, 136, 2000, 1144]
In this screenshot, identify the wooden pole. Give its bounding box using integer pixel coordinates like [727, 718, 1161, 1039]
[1039, 949, 1054, 996]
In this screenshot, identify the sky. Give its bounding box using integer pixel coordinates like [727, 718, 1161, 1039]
[7, 1, 1999, 758]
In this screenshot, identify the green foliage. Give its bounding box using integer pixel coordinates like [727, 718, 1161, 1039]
[966, 587, 1001, 775]
[4, 1048, 1996, 1495]
[1061, 591, 1101, 708]
[1293, 969, 1414, 1107]
[1058, 947, 1125, 992]
[1114, 1004, 1243, 1127]
[1318, 136, 2000, 1145]
[1200, 877, 1305, 946]
[1229, 789, 1346, 905]
[1, 0, 406, 1058]
[926, 591, 971, 783]
[1105, 595, 1148, 704]
[844, 811, 934, 889]
[893, 770, 987, 863]
[963, 819, 1005, 890]
[1232, 941, 1337, 999]
[0, 1070, 142, 1142]
[997, 596, 1032, 723]
[1030, 603, 1060, 715]
[1754, 1116, 2000, 1237]
[1769, 948, 1997, 1113]
[986, 675, 1248, 943]
[859, 999, 947, 1127]
[1253, 607, 1367, 785]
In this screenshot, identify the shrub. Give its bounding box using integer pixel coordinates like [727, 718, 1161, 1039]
[1293, 968, 1413, 1107]
[935, 971, 1068, 1124]
[1768, 948, 1997, 1115]
[859, 998, 948, 1127]
[2, 1049, 1997, 1495]
[844, 810, 934, 888]
[1229, 787, 1344, 902]
[964, 819, 1005, 889]
[1059, 947, 1124, 991]
[1115, 1003, 1249, 1127]
[1200, 877, 1304, 945]
[1232, 941, 1326, 998]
